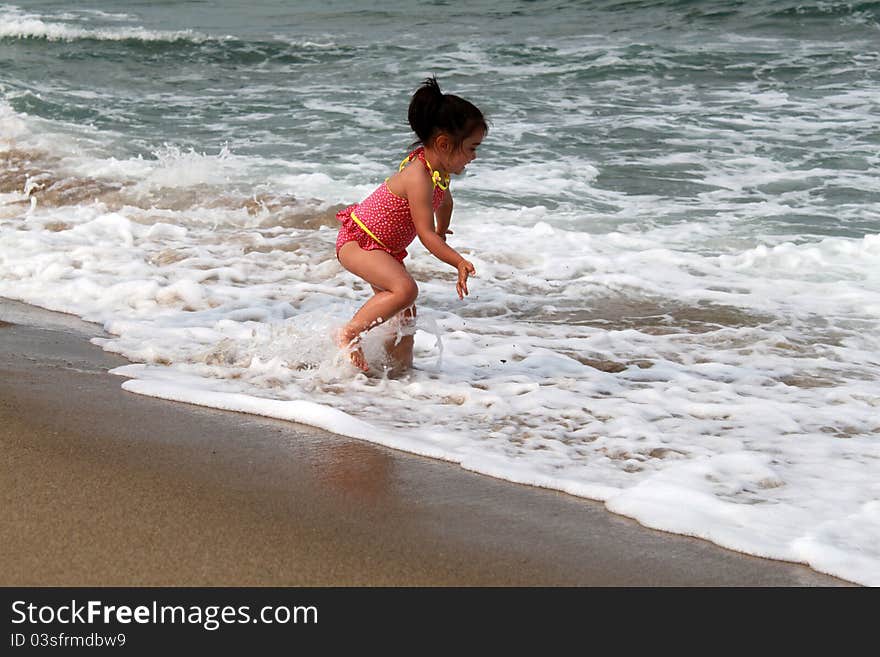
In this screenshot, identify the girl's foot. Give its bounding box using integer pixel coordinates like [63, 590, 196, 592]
[336, 330, 369, 372]
[347, 341, 369, 372]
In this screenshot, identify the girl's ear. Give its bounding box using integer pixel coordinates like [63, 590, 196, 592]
[435, 133, 451, 152]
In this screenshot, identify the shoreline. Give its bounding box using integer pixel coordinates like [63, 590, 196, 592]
[0, 298, 851, 586]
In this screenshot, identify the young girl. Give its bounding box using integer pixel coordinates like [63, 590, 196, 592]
[335, 77, 487, 372]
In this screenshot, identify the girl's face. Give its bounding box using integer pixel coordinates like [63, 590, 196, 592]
[441, 128, 484, 175]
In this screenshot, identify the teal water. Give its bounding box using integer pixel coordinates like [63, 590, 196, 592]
[2, 0, 879, 238]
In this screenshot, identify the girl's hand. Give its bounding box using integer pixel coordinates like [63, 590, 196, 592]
[456, 259, 476, 299]
[436, 228, 453, 242]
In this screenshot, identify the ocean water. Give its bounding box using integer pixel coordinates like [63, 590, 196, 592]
[1, 0, 879, 585]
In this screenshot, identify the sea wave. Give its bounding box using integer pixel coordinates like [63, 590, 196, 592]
[0, 6, 222, 43]
[0, 8, 358, 68]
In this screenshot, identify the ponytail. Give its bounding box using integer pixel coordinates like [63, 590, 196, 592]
[407, 76, 487, 148]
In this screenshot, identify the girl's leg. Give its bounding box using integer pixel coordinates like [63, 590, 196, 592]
[337, 242, 418, 370]
[393, 303, 416, 374]
[374, 290, 415, 375]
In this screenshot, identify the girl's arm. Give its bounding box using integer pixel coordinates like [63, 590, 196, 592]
[435, 191, 453, 241]
[407, 176, 475, 299]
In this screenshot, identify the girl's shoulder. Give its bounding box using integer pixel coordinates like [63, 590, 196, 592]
[386, 151, 433, 198]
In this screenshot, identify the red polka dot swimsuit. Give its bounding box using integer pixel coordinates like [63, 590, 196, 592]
[336, 148, 448, 263]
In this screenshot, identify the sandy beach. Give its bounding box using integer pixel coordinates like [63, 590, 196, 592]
[0, 298, 851, 586]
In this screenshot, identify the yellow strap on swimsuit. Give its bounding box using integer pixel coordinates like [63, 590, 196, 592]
[399, 151, 450, 191]
[350, 210, 391, 250]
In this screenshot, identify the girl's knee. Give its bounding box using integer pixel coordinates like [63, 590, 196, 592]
[397, 278, 419, 307]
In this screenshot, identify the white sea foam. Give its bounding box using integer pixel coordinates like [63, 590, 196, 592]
[2, 167, 878, 584]
[0, 98, 29, 142]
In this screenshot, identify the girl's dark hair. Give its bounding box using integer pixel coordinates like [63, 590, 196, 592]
[408, 76, 487, 148]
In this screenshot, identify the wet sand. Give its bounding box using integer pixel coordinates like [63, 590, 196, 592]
[0, 298, 851, 586]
